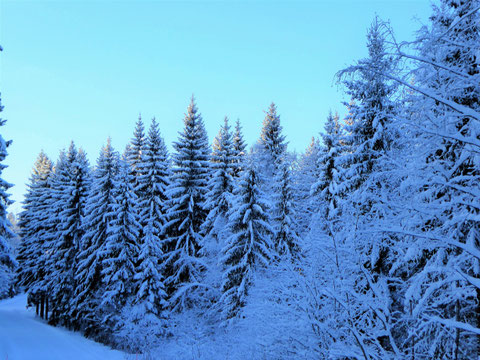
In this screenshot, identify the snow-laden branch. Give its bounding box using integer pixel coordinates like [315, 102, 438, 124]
[431, 316, 480, 336]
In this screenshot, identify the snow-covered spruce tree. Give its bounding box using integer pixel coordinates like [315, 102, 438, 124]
[98, 159, 141, 343]
[337, 17, 398, 206]
[312, 18, 402, 359]
[293, 136, 321, 233]
[126, 114, 146, 197]
[118, 121, 170, 351]
[256, 103, 287, 183]
[132, 118, 169, 319]
[163, 97, 210, 308]
[48, 143, 91, 327]
[0, 92, 15, 299]
[202, 116, 235, 241]
[311, 111, 343, 223]
[382, 2, 480, 358]
[273, 158, 301, 259]
[232, 118, 247, 179]
[221, 165, 273, 319]
[72, 139, 119, 337]
[16, 151, 53, 296]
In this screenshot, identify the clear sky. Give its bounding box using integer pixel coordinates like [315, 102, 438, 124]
[0, 0, 432, 213]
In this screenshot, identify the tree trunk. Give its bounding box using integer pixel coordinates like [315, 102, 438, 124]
[40, 295, 45, 320]
[45, 296, 49, 322]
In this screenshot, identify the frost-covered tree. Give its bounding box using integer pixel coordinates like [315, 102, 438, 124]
[126, 114, 146, 173]
[73, 139, 119, 336]
[308, 18, 403, 359]
[232, 119, 247, 179]
[134, 118, 169, 315]
[0, 93, 14, 299]
[99, 159, 140, 336]
[16, 152, 53, 294]
[48, 143, 91, 327]
[126, 115, 146, 199]
[256, 103, 287, 183]
[221, 165, 273, 319]
[312, 111, 343, 222]
[163, 97, 210, 307]
[337, 17, 397, 203]
[294, 136, 321, 233]
[384, 1, 480, 357]
[202, 117, 235, 241]
[273, 159, 301, 259]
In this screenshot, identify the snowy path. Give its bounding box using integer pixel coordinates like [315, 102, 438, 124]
[0, 294, 125, 360]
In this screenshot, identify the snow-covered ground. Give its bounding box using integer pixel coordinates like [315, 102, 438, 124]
[0, 294, 125, 360]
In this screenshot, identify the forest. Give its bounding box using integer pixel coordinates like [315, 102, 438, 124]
[0, 0, 479, 359]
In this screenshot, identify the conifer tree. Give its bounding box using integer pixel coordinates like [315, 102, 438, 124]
[48, 143, 91, 326]
[232, 119, 247, 179]
[99, 159, 140, 333]
[16, 152, 53, 293]
[0, 93, 14, 299]
[389, 1, 480, 357]
[73, 139, 119, 335]
[134, 118, 169, 314]
[221, 165, 273, 319]
[257, 103, 287, 180]
[312, 111, 343, 221]
[337, 18, 397, 203]
[202, 117, 235, 240]
[163, 97, 210, 306]
[273, 159, 301, 259]
[126, 114, 146, 173]
[295, 136, 321, 232]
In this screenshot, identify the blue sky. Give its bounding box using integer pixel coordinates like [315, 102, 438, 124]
[0, 0, 431, 213]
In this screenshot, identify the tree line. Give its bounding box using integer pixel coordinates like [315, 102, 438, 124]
[3, 0, 480, 358]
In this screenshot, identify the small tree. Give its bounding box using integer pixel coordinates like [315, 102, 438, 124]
[202, 116, 235, 241]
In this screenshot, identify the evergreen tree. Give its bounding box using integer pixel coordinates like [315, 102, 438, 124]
[221, 165, 273, 319]
[73, 139, 119, 336]
[0, 93, 14, 299]
[312, 111, 343, 222]
[294, 136, 321, 233]
[389, 1, 480, 357]
[337, 17, 397, 203]
[273, 159, 301, 259]
[256, 103, 287, 181]
[126, 114, 146, 174]
[48, 143, 91, 326]
[134, 118, 169, 314]
[99, 159, 140, 334]
[202, 117, 235, 240]
[163, 97, 210, 307]
[16, 152, 53, 293]
[232, 119, 247, 179]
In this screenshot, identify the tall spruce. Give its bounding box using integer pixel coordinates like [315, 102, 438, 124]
[99, 159, 141, 334]
[134, 118, 169, 314]
[73, 139, 119, 336]
[16, 152, 53, 295]
[257, 103, 287, 180]
[163, 97, 210, 307]
[48, 143, 91, 326]
[391, 1, 480, 357]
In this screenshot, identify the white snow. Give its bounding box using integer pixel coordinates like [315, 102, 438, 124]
[0, 294, 125, 360]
